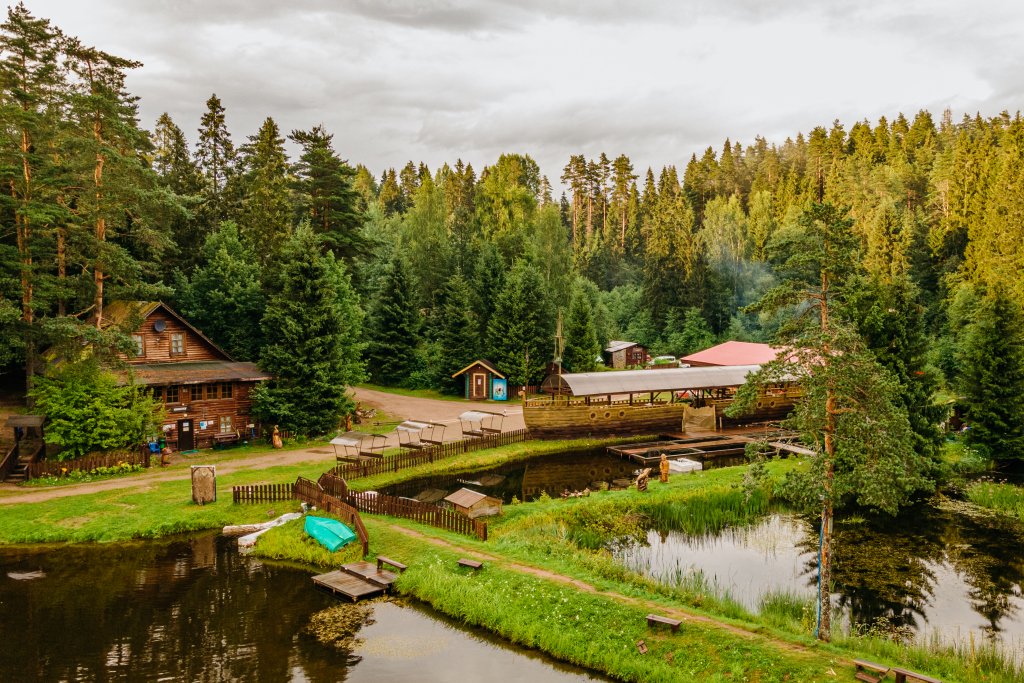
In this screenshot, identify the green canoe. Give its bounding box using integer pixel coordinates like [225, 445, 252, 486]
[304, 515, 357, 552]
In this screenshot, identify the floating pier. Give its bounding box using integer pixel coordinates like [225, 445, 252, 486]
[312, 557, 406, 602]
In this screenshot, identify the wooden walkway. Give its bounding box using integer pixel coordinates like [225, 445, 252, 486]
[607, 429, 804, 465]
[311, 558, 404, 601]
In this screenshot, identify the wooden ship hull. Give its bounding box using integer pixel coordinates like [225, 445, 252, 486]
[524, 400, 688, 439]
[523, 393, 799, 439]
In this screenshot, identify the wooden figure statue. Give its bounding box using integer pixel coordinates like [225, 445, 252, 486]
[659, 453, 670, 483]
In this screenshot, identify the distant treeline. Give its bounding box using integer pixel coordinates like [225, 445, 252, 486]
[1, 5, 1023, 447]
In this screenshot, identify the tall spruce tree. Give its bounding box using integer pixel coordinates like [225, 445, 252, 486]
[364, 254, 419, 386]
[958, 287, 1024, 461]
[846, 275, 944, 463]
[239, 117, 293, 261]
[486, 260, 551, 386]
[175, 222, 265, 361]
[289, 124, 365, 262]
[253, 226, 364, 436]
[152, 112, 204, 275]
[195, 93, 236, 222]
[561, 279, 599, 373]
[435, 271, 479, 393]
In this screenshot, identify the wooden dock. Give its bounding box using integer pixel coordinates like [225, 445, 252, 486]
[607, 429, 804, 466]
[311, 557, 406, 602]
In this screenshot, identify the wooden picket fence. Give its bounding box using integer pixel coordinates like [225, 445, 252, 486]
[231, 482, 296, 503]
[27, 448, 151, 480]
[341, 489, 487, 541]
[331, 428, 529, 481]
[294, 476, 369, 557]
[317, 471, 348, 498]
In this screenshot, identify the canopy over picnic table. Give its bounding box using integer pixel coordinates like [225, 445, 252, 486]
[330, 431, 386, 460]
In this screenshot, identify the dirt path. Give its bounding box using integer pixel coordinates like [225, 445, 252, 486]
[385, 524, 827, 660]
[353, 387, 524, 448]
[0, 387, 524, 505]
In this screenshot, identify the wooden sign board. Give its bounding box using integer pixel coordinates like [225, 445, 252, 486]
[191, 465, 217, 505]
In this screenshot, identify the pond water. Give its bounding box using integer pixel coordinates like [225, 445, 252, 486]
[615, 507, 1024, 651]
[0, 534, 608, 682]
[380, 447, 641, 503]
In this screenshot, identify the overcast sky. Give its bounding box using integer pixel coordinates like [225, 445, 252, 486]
[34, 0, 1024, 184]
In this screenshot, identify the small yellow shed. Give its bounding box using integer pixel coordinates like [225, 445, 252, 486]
[444, 488, 502, 519]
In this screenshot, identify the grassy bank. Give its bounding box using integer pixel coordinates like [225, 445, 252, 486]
[254, 517, 841, 683]
[966, 480, 1024, 522]
[0, 459, 330, 543]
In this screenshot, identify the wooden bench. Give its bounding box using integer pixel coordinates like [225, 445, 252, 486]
[377, 556, 407, 573]
[213, 432, 240, 449]
[645, 614, 682, 633]
[457, 558, 483, 570]
[853, 659, 890, 683]
[892, 667, 942, 683]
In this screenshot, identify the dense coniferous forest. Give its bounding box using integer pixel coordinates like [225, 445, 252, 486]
[1, 5, 1023, 456]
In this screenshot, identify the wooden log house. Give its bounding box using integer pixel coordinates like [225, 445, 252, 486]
[104, 301, 272, 451]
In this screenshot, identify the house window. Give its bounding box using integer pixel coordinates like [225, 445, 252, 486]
[206, 384, 219, 400]
[170, 333, 184, 355]
[221, 383, 233, 399]
[165, 386, 179, 403]
[219, 416, 233, 434]
[152, 386, 163, 401]
[132, 335, 144, 357]
[190, 385, 202, 402]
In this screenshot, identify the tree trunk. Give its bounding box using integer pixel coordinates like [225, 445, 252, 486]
[88, 58, 105, 329]
[819, 396, 836, 642]
[817, 266, 834, 642]
[56, 226, 66, 316]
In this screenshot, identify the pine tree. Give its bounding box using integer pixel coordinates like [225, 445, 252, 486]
[364, 254, 419, 386]
[289, 124, 365, 262]
[735, 202, 930, 642]
[253, 226, 364, 436]
[0, 3, 65, 391]
[486, 260, 551, 386]
[959, 287, 1024, 461]
[561, 280, 599, 373]
[239, 117, 293, 261]
[64, 38, 163, 329]
[175, 223, 265, 361]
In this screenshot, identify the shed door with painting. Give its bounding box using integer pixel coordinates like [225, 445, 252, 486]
[471, 373, 487, 400]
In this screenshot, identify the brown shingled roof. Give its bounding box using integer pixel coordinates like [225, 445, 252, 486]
[121, 361, 271, 386]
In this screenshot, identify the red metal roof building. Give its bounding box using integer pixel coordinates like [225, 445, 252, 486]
[680, 341, 782, 367]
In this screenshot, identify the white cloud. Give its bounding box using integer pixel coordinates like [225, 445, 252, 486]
[29, 0, 1024, 184]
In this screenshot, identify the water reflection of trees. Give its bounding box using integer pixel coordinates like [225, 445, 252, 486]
[0, 535, 350, 682]
[945, 513, 1024, 637]
[826, 508, 944, 633]
[795, 505, 1024, 640]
